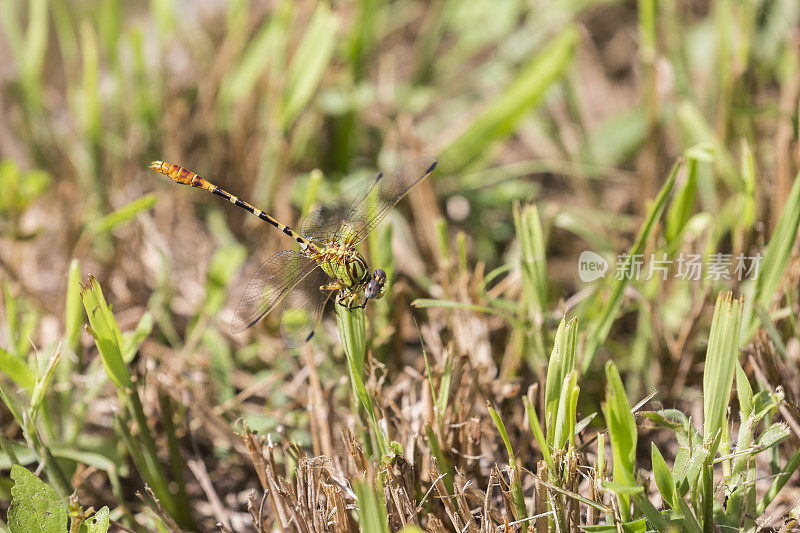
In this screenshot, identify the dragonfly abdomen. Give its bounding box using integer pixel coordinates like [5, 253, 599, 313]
[150, 160, 316, 252]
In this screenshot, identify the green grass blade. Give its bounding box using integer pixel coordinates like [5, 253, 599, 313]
[487, 402, 528, 529]
[21, 0, 48, 108]
[602, 361, 637, 520]
[745, 168, 800, 338]
[514, 203, 548, 316]
[650, 443, 676, 510]
[354, 480, 389, 533]
[582, 158, 680, 372]
[552, 371, 578, 450]
[439, 27, 579, 173]
[755, 445, 800, 516]
[675, 101, 740, 189]
[337, 306, 387, 457]
[0, 348, 34, 390]
[702, 292, 742, 442]
[665, 148, 708, 245]
[523, 396, 554, 473]
[87, 194, 158, 237]
[219, 2, 292, 108]
[80, 276, 132, 391]
[64, 259, 83, 354]
[280, 2, 340, 128]
[544, 315, 577, 441]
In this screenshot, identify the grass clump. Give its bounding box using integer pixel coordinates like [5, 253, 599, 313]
[2, 0, 800, 531]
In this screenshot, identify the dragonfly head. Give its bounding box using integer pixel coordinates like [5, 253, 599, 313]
[365, 268, 387, 300]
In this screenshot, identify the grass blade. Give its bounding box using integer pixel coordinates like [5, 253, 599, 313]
[337, 306, 387, 458]
[602, 361, 637, 520]
[702, 292, 742, 442]
[439, 27, 578, 173]
[523, 396, 554, 473]
[487, 402, 528, 529]
[582, 159, 680, 371]
[745, 168, 800, 338]
[280, 2, 340, 128]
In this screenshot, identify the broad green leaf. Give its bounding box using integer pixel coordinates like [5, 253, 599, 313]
[85, 506, 110, 533]
[8, 464, 67, 533]
[0, 347, 34, 389]
[81, 275, 132, 390]
[756, 423, 789, 449]
[651, 443, 676, 510]
[680, 446, 709, 492]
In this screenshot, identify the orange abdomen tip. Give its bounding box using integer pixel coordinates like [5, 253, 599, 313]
[150, 161, 169, 173]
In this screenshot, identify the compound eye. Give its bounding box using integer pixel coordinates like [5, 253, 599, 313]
[365, 279, 381, 299]
[375, 268, 386, 280]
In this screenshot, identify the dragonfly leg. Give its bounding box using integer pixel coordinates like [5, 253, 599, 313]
[335, 289, 365, 309]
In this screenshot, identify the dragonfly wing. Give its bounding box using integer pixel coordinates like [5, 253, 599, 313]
[336, 156, 437, 244]
[300, 156, 437, 245]
[231, 250, 320, 334]
[300, 195, 354, 244]
[280, 267, 335, 348]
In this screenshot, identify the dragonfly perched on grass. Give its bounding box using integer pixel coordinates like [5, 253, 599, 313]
[150, 157, 437, 347]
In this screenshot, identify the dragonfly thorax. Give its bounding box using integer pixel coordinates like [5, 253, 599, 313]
[316, 242, 369, 288]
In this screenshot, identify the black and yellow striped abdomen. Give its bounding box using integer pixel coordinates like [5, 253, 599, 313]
[150, 161, 316, 253]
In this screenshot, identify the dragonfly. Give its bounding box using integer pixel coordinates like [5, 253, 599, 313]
[150, 156, 437, 347]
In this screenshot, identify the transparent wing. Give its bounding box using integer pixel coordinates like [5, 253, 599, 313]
[300, 156, 437, 245]
[337, 156, 437, 245]
[300, 193, 355, 244]
[280, 267, 335, 348]
[231, 250, 320, 334]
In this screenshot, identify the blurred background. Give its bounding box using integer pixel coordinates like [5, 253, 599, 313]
[1, 0, 800, 530]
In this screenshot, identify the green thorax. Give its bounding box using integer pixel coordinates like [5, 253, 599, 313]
[317, 242, 369, 288]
